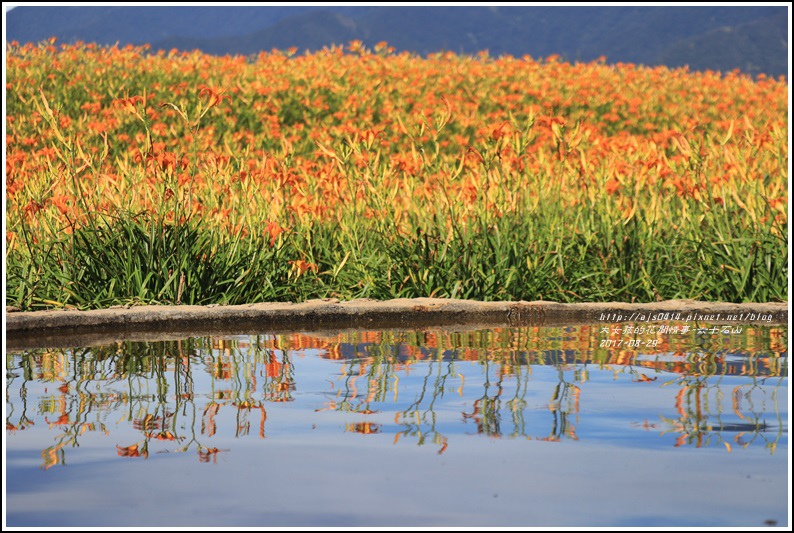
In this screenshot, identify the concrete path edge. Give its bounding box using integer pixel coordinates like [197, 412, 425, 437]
[5, 298, 788, 351]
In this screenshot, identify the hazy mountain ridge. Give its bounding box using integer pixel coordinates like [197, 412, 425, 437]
[658, 14, 788, 77]
[6, 6, 789, 77]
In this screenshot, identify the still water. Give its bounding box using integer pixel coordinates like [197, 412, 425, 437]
[5, 322, 789, 527]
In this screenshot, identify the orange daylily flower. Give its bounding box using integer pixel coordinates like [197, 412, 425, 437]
[198, 85, 232, 109]
[605, 179, 621, 195]
[374, 41, 394, 54]
[113, 95, 144, 115]
[22, 200, 45, 217]
[290, 259, 318, 276]
[347, 40, 364, 54]
[264, 221, 284, 246]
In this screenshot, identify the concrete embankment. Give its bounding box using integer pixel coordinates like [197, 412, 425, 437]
[5, 298, 788, 350]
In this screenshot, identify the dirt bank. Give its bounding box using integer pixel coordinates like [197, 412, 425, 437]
[5, 298, 787, 351]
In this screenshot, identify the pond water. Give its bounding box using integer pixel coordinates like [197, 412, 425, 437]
[5, 321, 789, 527]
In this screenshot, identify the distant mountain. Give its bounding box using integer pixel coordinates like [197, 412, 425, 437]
[4, 6, 375, 45]
[152, 10, 367, 56]
[659, 14, 789, 77]
[6, 5, 789, 77]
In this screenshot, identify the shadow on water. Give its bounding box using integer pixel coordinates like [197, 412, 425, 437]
[6, 322, 787, 468]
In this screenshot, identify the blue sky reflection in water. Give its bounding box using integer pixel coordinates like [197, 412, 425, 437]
[5, 323, 788, 527]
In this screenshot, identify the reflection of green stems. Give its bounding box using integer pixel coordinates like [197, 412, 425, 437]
[155, 353, 168, 403]
[178, 400, 200, 453]
[427, 360, 455, 413]
[771, 379, 783, 452]
[363, 344, 397, 404]
[658, 374, 784, 451]
[172, 359, 182, 437]
[405, 361, 434, 413]
[461, 360, 504, 437]
[545, 367, 579, 441]
[336, 360, 360, 412]
[392, 358, 455, 453]
[235, 407, 244, 437]
[6, 378, 36, 433]
[506, 366, 529, 437]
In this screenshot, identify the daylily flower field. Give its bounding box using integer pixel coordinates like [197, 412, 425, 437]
[5, 40, 788, 309]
